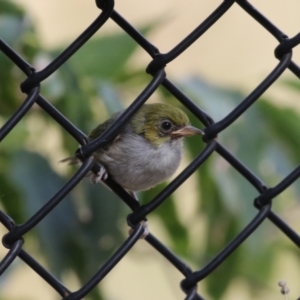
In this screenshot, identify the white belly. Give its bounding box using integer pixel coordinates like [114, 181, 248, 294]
[96, 134, 183, 191]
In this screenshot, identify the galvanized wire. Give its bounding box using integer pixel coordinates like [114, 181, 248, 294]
[1, 0, 300, 299]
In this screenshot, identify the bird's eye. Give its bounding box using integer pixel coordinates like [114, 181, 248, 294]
[160, 120, 173, 133]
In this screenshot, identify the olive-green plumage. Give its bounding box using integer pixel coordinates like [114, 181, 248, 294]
[63, 103, 202, 192]
[89, 103, 190, 146]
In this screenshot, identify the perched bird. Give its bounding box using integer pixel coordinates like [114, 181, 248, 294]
[62, 103, 203, 194]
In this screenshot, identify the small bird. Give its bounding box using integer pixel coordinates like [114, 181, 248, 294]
[62, 103, 203, 194]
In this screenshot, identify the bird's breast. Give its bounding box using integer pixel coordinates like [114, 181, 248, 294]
[95, 134, 183, 191]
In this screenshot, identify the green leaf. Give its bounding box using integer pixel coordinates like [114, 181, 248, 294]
[177, 76, 298, 297]
[51, 25, 153, 81]
[9, 151, 78, 276]
[97, 80, 125, 115]
[139, 183, 190, 257]
[0, 15, 25, 43]
[282, 78, 300, 92]
[70, 180, 125, 282]
[0, 0, 40, 115]
[0, 0, 24, 16]
[8, 151, 126, 286]
[0, 172, 24, 223]
[257, 100, 300, 164]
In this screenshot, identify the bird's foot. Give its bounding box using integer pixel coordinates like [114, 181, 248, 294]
[127, 190, 138, 200]
[90, 165, 108, 184]
[129, 220, 149, 239]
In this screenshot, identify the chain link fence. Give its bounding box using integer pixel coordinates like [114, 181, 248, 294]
[1, 0, 300, 299]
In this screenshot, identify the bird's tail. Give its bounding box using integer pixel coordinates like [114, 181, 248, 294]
[59, 156, 79, 165]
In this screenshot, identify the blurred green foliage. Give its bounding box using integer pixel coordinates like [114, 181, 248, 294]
[1, 1, 300, 299]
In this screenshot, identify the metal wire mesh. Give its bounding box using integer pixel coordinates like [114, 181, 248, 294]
[1, 0, 300, 299]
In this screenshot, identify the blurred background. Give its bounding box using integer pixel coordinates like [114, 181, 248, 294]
[1, 0, 300, 299]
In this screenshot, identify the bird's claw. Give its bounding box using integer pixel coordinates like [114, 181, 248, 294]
[90, 166, 108, 184]
[129, 220, 149, 239]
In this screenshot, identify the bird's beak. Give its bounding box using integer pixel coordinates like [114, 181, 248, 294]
[171, 125, 204, 137]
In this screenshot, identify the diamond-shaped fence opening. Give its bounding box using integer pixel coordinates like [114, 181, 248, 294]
[1, 0, 300, 299]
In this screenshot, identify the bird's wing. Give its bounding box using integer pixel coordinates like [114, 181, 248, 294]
[89, 118, 115, 140]
[88, 111, 124, 150]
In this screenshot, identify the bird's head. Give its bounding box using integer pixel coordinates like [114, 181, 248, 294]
[130, 103, 203, 146]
